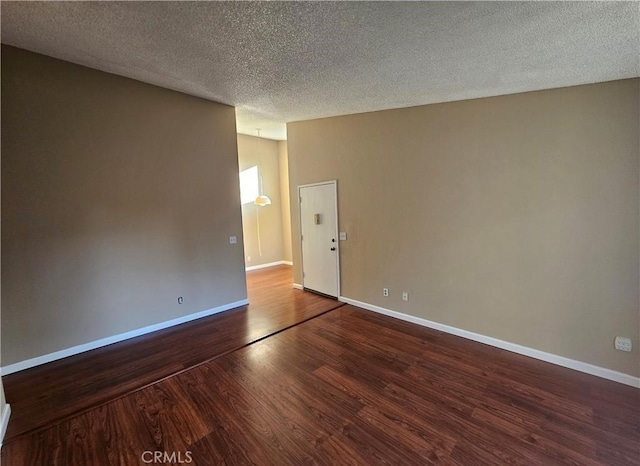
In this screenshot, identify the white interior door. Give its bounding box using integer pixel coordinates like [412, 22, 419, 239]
[299, 181, 339, 297]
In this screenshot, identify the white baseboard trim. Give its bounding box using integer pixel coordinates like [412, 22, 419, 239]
[245, 260, 292, 271]
[0, 299, 249, 376]
[0, 404, 11, 449]
[339, 296, 640, 388]
[293, 283, 303, 290]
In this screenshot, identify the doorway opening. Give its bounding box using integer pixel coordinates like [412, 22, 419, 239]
[236, 132, 294, 281]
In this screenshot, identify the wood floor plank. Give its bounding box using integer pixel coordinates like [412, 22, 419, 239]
[2, 288, 638, 465]
[356, 405, 455, 464]
[382, 382, 567, 466]
[470, 407, 604, 466]
[215, 346, 362, 436]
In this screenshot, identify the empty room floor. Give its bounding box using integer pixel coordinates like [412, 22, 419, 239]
[2, 265, 343, 443]
[2, 267, 639, 465]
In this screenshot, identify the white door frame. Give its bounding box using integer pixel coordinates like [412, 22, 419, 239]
[298, 180, 340, 298]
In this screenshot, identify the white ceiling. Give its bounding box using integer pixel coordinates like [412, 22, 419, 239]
[2, 1, 638, 141]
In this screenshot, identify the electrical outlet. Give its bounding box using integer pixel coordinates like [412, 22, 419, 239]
[402, 292, 408, 302]
[247, 256, 251, 262]
[178, 297, 184, 305]
[229, 236, 237, 244]
[614, 336, 632, 352]
[383, 288, 389, 297]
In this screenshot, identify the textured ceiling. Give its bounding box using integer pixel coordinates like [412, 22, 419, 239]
[2, 1, 638, 140]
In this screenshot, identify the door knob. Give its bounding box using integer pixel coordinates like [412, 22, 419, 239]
[330, 247, 336, 251]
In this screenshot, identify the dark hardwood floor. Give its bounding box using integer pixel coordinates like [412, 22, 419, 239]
[2, 265, 343, 442]
[3, 296, 638, 464]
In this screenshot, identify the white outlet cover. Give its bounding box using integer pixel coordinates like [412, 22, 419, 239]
[339, 232, 347, 241]
[615, 336, 632, 352]
[229, 236, 237, 244]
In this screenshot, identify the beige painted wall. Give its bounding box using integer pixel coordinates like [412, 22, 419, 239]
[288, 79, 640, 376]
[1, 46, 247, 367]
[237, 134, 284, 267]
[278, 141, 293, 263]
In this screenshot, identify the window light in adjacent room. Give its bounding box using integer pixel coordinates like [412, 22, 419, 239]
[239, 165, 259, 205]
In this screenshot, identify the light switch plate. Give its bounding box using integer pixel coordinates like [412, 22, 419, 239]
[339, 232, 347, 241]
